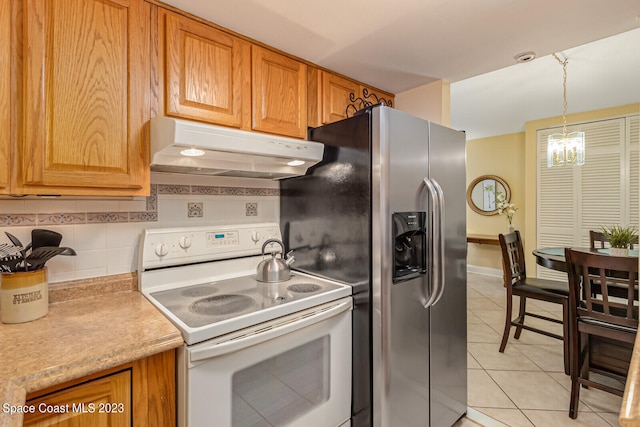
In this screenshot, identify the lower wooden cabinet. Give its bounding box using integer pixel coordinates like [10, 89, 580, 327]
[23, 350, 175, 427]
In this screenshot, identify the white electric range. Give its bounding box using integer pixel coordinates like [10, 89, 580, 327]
[138, 223, 353, 427]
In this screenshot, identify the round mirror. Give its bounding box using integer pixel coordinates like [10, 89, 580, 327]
[466, 175, 511, 216]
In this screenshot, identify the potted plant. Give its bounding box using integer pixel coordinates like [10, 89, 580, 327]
[600, 225, 638, 256]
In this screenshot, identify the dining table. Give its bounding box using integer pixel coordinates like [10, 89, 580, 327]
[533, 246, 640, 426]
[533, 247, 639, 272]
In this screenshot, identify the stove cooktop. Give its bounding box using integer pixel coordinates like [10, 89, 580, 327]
[138, 224, 353, 345]
[150, 272, 345, 328]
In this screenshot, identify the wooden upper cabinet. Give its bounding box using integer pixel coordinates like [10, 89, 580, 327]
[308, 69, 395, 126]
[252, 46, 307, 138]
[19, 0, 150, 196]
[0, 0, 10, 194]
[162, 11, 251, 129]
[321, 71, 359, 125]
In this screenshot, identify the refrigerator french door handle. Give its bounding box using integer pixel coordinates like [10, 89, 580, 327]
[422, 177, 444, 308]
[431, 178, 446, 306]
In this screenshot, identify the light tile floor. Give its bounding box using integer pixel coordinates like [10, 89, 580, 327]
[464, 272, 624, 427]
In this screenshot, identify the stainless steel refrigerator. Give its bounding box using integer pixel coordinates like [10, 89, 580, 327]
[280, 105, 467, 427]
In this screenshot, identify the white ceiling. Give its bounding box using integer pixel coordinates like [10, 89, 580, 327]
[160, 0, 640, 139]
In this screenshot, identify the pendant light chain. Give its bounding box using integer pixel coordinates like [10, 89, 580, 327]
[553, 53, 569, 137]
[547, 52, 585, 167]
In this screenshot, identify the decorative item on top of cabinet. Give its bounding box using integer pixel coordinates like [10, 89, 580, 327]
[346, 86, 394, 118]
[252, 46, 307, 139]
[15, 0, 151, 196]
[160, 10, 251, 129]
[0, 0, 9, 195]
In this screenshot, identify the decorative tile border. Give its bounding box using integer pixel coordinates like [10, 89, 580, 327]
[0, 183, 279, 227]
[157, 184, 190, 194]
[0, 214, 37, 227]
[156, 185, 279, 197]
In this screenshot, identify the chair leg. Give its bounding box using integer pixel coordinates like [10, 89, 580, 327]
[499, 291, 513, 353]
[569, 377, 580, 418]
[562, 300, 570, 375]
[581, 334, 590, 388]
[514, 296, 526, 339]
[569, 317, 580, 418]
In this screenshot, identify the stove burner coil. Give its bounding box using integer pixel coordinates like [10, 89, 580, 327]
[180, 285, 218, 298]
[190, 294, 254, 316]
[287, 283, 322, 293]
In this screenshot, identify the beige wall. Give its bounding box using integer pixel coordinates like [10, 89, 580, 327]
[395, 80, 451, 126]
[466, 102, 640, 273]
[466, 132, 526, 270]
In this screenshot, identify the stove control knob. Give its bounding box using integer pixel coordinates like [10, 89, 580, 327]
[179, 235, 192, 249]
[251, 231, 260, 243]
[155, 243, 169, 257]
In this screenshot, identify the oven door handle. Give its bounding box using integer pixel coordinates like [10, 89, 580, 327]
[190, 298, 353, 363]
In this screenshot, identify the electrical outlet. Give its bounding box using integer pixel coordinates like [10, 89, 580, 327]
[188, 202, 203, 218]
[246, 202, 258, 216]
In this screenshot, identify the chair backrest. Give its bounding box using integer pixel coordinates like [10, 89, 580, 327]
[565, 248, 639, 329]
[589, 230, 608, 249]
[499, 231, 526, 287]
[590, 230, 638, 250]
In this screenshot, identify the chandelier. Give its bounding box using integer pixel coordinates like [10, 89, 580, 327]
[547, 53, 585, 167]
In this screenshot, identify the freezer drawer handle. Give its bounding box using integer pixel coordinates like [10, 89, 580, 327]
[422, 177, 446, 308]
[189, 298, 352, 363]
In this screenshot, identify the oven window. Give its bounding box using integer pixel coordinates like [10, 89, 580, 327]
[232, 336, 330, 426]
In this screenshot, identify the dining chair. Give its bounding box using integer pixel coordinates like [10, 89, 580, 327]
[589, 230, 638, 250]
[498, 231, 570, 374]
[564, 248, 638, 419]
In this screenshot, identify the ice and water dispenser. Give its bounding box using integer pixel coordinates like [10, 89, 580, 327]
[392, 212, 427, 282]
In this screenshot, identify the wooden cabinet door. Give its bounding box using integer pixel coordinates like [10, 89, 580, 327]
[321, 71, 359, 124]
[0, 0, 10, 194]
[163, 11, 251, 129]
[252, 46, 307, 138]
[24, 350, 175, 427]
[20, 0, 150, 195]
[24, 370, 131, 426]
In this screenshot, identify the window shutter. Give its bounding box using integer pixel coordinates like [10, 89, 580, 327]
[536, 115, 638, 280]
[629, 115, 639, 226]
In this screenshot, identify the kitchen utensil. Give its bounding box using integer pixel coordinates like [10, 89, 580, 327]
[25, 246, 76, 271]
[0, 255, 22, 273]
[4, 232, 22, 247]
[4, 231, 31, 260]
[256, 239, 295, 283]
[0, 244, 23, 259]
[31, 229, 63, 250]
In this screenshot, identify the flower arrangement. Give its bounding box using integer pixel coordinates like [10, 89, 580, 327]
[496, 192, 517, 225]
[600, 225, 638, 249]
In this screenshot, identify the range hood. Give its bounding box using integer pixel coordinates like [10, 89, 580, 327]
[150, 117, 324, 179]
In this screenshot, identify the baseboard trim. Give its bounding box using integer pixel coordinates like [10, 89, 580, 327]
[465, 407, 510, 427]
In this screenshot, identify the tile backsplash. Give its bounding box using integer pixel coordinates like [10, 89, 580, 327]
[0, 173, 280, 283]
